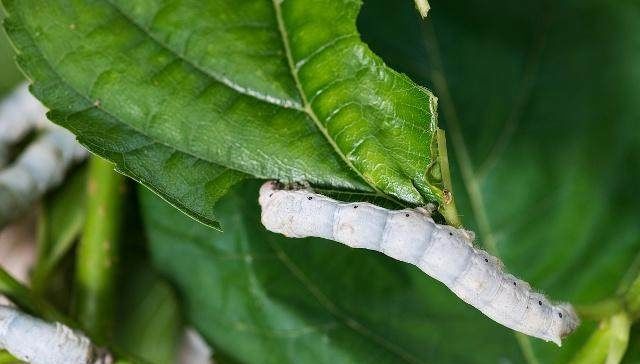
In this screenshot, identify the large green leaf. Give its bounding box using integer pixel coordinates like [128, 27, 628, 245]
[2, 0, 445, 229]
[359, 0, 640, 362]
[0, 9, 22, 95]
[4, 0, 639, 362]
[140, 181, 525, 364]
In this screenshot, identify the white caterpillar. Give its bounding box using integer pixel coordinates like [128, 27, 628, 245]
[0, 83, 87, 227]
[0, 305, 109, 364]
[0, 82, 49, 166]
[0, 127, 87, 227]
[258, 181, 579, 345]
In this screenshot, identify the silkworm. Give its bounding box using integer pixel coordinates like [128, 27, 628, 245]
[0, 83, 87, 227]
[0, 127, 87, 228]
[0, 82, 49, 166]
[0, 305, 105, 364]
[258, 181, 579, 345]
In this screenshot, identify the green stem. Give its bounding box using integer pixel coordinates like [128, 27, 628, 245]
[414, 0, 430, 18]
[606, 313, 631, 364]
[567, 312, 630, 364]
[0, 351, 18, 364]
[74, 156, 125, 341]
[422, 21, 529, 362]
[2, 265, 141, 363]
[32, 166, 87, 295]
[435, 129, 462, 227]
[0, 266, 64, 323]
[423, 24, 497, 252]
[623, 270, 640, 318]
[575, 299, 625, 321]
[515, 333, 540, 364]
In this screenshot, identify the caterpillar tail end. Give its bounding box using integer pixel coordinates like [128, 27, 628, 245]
[559, 303, 580, 344]
[548, 303, 580, 347]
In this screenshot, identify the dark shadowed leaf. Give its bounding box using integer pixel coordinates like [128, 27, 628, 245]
[115, 266, 182, 364]
[359, 0, 640, 362]
[140, 181, 525, 364]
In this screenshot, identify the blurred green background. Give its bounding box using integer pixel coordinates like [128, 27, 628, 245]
[359, 0, 640, 361]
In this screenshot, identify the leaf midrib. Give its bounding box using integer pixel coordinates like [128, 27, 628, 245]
[109, 0, 400, 204]
[13, 15, 240, 232]
[271, 0, 399, 204]
[19, 0, 410, 206]
[106, 0, 304, 111]
[88, 0, 402, 205]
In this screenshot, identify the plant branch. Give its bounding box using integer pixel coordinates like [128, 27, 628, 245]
[413, 0, 430, 18]
[421, 24, 498, 264]
[0, 266, 64, 323]
[74, 156, 125, 341]
[434, 129, 462, 227]
[421, 20, 529, 362]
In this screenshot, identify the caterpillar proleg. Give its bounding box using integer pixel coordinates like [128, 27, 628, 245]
[258, 181, 579, 345]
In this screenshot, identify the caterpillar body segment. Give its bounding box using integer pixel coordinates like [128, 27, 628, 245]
[0, 306, 96, 364]
[258, 181, 579, 345]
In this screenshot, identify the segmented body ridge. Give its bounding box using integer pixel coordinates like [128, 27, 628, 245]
[258, 181, 579, 345]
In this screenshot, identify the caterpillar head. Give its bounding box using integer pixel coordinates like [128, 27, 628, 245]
[259, 180, 281, 207]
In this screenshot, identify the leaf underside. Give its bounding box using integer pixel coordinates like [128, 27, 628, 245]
[2, 0, 443, 229]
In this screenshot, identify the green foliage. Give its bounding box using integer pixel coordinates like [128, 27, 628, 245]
[74, 156, 125, 340]
[0, 10, 21, 95]
[2, 0, 448, 230]
[135, 0, 638, 363]
[568, 313, 630, 364]
[1, 0, 639, 363]
[115, 267, 182, 364]
[140, 181, 524, 363]
[0, 351, 18, 364]
[32, 165, 87, 294]
[360, 0, 640, 362]
[0, 267, 64, 323]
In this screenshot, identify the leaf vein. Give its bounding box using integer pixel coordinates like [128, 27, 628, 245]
[103, 0, 303, 110]
[271, 0, 400, 205]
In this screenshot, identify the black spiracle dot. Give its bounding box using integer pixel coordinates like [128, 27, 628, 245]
[513, 282, 517, 286]
[405, 213, 410, 217]
[269, 193, 273, 197]
[449, 232, 453, 236]
[538, 301, 542, 306]
[307, 196, 313, 200]
[354, 205, 358, 209]
[558, 312, 563, 318]
[484, 258, 489, 262]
